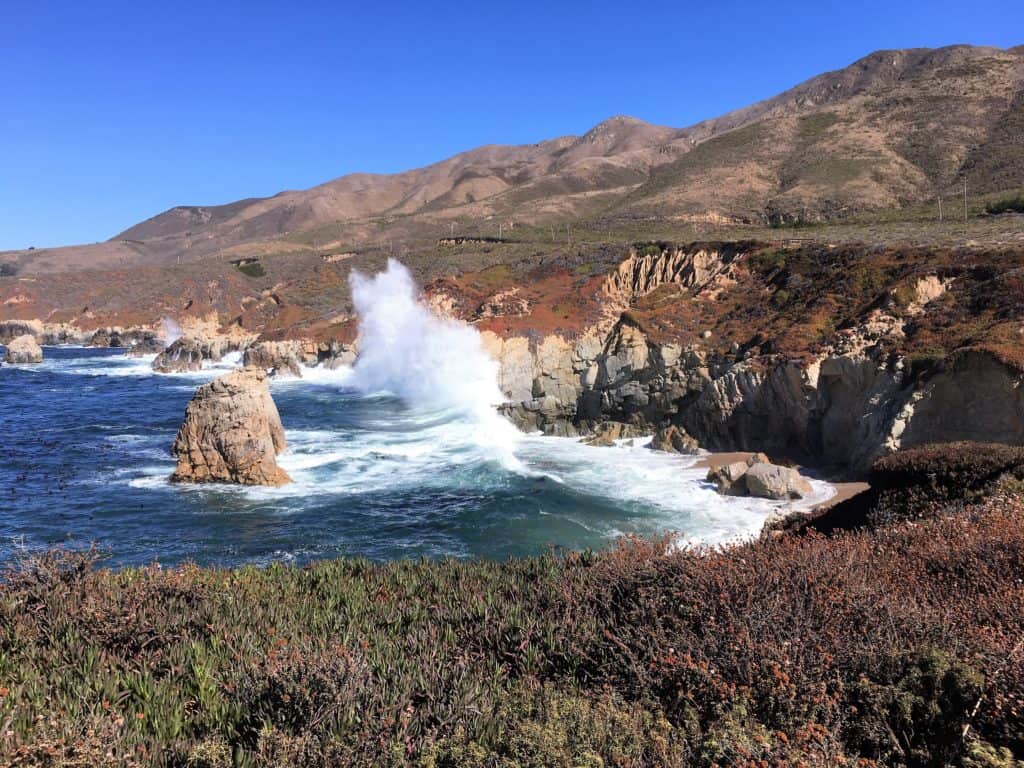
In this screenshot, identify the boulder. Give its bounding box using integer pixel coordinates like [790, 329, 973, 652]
[650, 424, 700, 454]
[743, 461, 813, 500]
[706, 453, 812, 500]
[706, 461, 751, 495]
[171, 367, 291, 486]
[3, 334, 43, 364]
[89, 328, 120, 347]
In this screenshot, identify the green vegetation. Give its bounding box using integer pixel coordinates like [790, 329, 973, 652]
[633, 242, 666, 257]
[986, 193, 1024, 215]
[3, 476, 1024, 766]
[236, 261, 266, 278]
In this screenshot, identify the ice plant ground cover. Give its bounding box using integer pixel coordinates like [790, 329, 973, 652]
[2, 471, 1023, 766]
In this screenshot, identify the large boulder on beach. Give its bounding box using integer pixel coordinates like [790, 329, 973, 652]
[171, 367, 291, 486]
[3, 334, 43, 364]
[706, 460, 752, 495]
[743, 461, 813, 500]
[707, 454, 812, 500]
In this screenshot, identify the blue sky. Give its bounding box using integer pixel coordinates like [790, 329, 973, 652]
[1, 0, 1021, 250]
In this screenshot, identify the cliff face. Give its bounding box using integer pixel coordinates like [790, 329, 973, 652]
[460, 243, 1024, 475]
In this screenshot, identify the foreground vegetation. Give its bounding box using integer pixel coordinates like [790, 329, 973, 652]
[2, 455, 1024, 767]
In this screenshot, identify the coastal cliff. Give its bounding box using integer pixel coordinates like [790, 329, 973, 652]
[442, 242, 1024, 475]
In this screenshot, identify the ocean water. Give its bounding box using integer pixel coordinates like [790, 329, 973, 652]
[0, 346, 833, 568]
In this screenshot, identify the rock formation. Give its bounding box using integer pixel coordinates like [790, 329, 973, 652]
[243, 340, 307, 377]
[171, 367, 291, 486]
[152, 335, 242, 373]
[707, 454, 812, 500]
[3, 334, 43, 364]
[649, 424, 699, 454]
[581, 421, 646, 446]
[469, 246, 1024, 476]
[242, 339, 357, 376]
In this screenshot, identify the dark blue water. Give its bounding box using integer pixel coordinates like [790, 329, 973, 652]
[0, 347, 813, 567]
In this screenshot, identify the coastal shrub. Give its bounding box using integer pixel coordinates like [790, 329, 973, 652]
[801, 442, 1024, 533]
[2, 496, 1024, 766]
[236, 261, 266, 278]
[985, 194, 1024, 215]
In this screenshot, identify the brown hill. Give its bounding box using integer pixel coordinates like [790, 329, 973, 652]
[2, 44, 1023, 278]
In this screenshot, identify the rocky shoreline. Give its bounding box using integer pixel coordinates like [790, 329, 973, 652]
[5, 241, 1023, 487]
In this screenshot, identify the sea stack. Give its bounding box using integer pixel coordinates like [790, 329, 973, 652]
[3, 334, 43, 364]
[171, 367, 291, 486]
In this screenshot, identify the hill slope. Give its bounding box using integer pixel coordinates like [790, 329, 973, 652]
[2, 44, 1023, 276]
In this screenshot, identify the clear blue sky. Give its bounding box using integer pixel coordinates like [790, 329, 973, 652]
[1, 0, 1021, 250]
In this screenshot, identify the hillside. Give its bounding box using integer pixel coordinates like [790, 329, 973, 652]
[2, 44, 1022, 278]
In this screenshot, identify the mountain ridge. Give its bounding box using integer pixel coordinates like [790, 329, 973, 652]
[4, 43, 1023, 275]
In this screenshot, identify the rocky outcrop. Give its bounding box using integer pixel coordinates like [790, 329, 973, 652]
[603, 245, 740, 305]
[124, 331, 165, 356]
[480, 247, 1024, 476]
[243, 340, 308, 377]
[152, 335, 244, 373]
[171, 367, 291, 486]
[3, 334, 43, 364]
[649, 424, 699, 454]
[707, 454, 812, 500]
[242, 339, 357, 376]
[581, 421, 647, 446]
[475, 288, 530, 320]
[0, 320, 44, 344]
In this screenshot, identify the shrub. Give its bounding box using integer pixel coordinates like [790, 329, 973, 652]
[2, 496, 1023, 766]
[985, 195, 1024, 215]
[236, 261, 266, 278]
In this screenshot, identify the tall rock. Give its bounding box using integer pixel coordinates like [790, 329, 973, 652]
[3, 334, 43, 364]
[171, 367, 291, 486]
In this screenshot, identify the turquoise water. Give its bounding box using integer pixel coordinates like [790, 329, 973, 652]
[0, 346, 830, 568]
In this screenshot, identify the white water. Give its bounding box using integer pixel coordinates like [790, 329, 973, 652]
[347, 259, 524, 471]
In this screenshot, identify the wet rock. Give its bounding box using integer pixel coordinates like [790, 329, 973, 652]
[707, 454, 812, 500]
[124, 332, 165, 357]
[582, 421, 646, 446]
[706, 461, 751, 495]
[650, 424, 700, 454]
[3, 334, 43, 364]
[243, 340, 306, 378]
[153, 336, 236, 373]
[171, 367, 291, 486]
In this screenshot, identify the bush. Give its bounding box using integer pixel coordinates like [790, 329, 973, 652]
[236, 261, 266, 278]
[985, 194, 1024, 215]
[2, 497, 1024, 766]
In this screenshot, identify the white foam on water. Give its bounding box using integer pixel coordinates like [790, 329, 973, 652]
[347, 258, 523, 472]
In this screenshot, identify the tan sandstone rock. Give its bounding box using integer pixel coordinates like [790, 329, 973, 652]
[650, 424, 700, 454]
[171, 368, 291, 486]
[743, 461, 812, 500]
[3, 334, 43, 364]
[707, 454, 811, 500]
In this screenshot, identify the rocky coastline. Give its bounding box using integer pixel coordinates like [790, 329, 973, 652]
[4, 241, 1022, 486]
